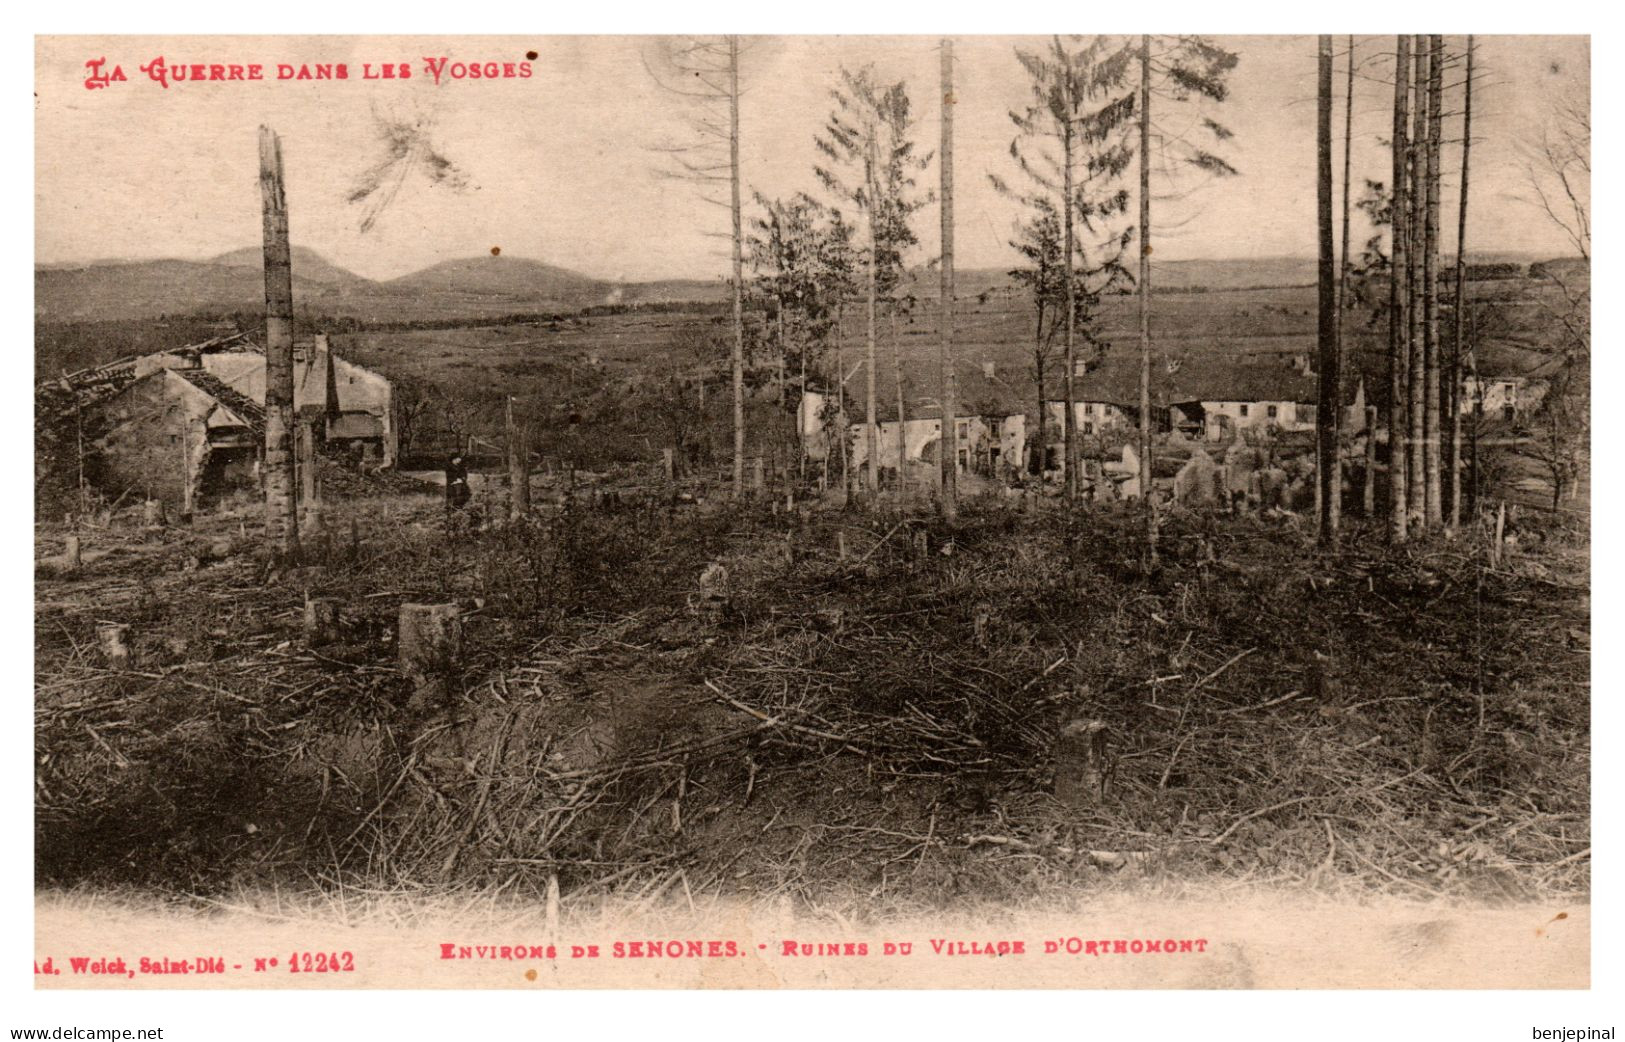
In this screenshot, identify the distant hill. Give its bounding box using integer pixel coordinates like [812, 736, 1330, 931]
[384, 255, 612, 305]
[37, 248, 1570, 326]
[34, 248, 729, 325]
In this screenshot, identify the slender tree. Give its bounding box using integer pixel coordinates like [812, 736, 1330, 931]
[1447, 36, 1475, 527]
[1339, 36, 1355, 522]
[643, 37, 749, 500]
[996, 36, 1136, 502]
[1388, 35, 1412, 541]
[1406, 37, 1427, 528]
[1316, 37, 1339, 542]
[1422, 34, 1444, 527]
[815, 66, 932, 505]
[940, 38, 958, 520]
[1134, 35, 1239, 542]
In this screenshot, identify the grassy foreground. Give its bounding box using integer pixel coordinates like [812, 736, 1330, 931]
[34, 487, 1589, 908]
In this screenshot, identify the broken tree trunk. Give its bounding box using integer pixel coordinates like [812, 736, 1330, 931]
[304, 596, 341, 646]
[1364, 406, 1378, 517]
[259, 125, 300, 561]
[507, 397, 530, 521]
[399, 603, 463, 712]
[1054, 718, 1109, 808]
[298, 419, 322, 536]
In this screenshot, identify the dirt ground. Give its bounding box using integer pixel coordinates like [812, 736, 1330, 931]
[33, 474, 1590, 921]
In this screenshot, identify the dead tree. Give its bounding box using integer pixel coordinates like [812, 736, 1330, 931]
[1406, 38, 1427, 530]
[1447, 35, 1474, 528]
[643, 37, 748, 502]
[259, 126, 299, 561]
[1316, 36, 1339, 542]
[1422, 35, 1445, 528]
[939, 38, 958, 521]
[1337, 35, 1355, 523]
[1387, 36, 1411, 541]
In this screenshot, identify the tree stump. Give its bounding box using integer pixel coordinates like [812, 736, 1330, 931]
[398, 603, 463, 712]
[972, 602, 992, 648]
[97, 623, 132, 668]
[694, 562, 731, 620]
[143, 500, 166, 528]
[1054, 719, 1109, 809]
[304, 597, 342, 646]
[836, 531, 848, 560]
[63, 535, 82, 572]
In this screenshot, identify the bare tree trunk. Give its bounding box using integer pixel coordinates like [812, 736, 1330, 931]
[1406, 37, 1427, 529]
[836, 307, 850, 505]
[507, 395, 529, 520]
[892, 308, 907, 503]
[1062, 70, 1079, 503]
[1388, 35, 1411, 541]
[1316, 36, 1339, 543]
[865, 144, 880, 501]
[258, 125, 299, 561]
[1338, 34, 1354, 525]
[1448, 36, 1474, 529]
[1138, 34, 1155, 552]
[1422, 34, 1444, 528]
[729, 37, 745, 503]
[939, 38, 958, 521]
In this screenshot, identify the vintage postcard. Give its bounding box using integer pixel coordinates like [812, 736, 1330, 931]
[32, 33, 1589, 992]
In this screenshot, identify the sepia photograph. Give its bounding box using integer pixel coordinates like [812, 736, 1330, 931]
[30, 30, 1591, 996]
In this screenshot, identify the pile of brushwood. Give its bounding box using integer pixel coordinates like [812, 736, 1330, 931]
[35, 490, 1588, 910]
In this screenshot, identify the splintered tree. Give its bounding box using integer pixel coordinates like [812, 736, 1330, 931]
[995, 36, 1135, 502]
[1316, 37, 1339, 542]
[1134, 35, 1239, 540]
[258, 126, 299, 561]
[815, 66, 932, 504]
[644, 36, 749, 501]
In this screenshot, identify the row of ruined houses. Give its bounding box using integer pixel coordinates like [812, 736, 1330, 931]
[798, 347, 1544, 495]
[38, 332, 397, 512]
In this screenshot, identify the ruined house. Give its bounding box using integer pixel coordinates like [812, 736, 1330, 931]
[841, 359, 1028, 485]
[87, 360, 264, 512]
[38, 330, 398, 512]
[201, 334, 398, 466]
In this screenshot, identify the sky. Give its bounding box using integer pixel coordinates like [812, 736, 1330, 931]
[35, 34, 1590, 283]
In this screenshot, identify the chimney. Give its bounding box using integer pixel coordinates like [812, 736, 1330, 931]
[982, 360, 996, 379]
